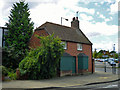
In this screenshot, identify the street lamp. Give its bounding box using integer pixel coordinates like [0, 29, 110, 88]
[61, 17, 68, 25]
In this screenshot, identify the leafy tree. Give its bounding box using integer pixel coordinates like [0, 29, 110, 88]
[3, 1, 34, 69]
[97, 53, 103, 58]
[98, 50, 104, 53]
[19, 34, 64, 79]
[114, 53, 118, 59]
[110, 51, 116, 54]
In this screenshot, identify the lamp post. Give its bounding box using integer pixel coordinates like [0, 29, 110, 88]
[61, 17, 68, 25]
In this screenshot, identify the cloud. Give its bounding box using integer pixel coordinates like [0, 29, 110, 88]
[74, 7, 95, 15]
[110, 0, 119, 14]
[93, 41, 117, 51]
[30, 3, 70, 28]
[95, 3, 98, 6]
[96, 12, 100, 15]
[105, 17, 113, 22]
[87, 32, 101, 37]
[80, 20, 118, 37]
[80, 14, 93, 21]
[60, 0, 95, 15]
[99, 14, 106, 19]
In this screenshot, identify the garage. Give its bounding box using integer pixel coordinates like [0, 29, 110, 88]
[60, 52, 76, 76]
[78, 53, 88, 73]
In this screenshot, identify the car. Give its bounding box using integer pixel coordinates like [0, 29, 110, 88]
[108, 58, 114, 64]
[99, 59, 105, 62]
[114, 59, 118, 63]
[104, 59, 108, 62]
[109, 60, 116, 66]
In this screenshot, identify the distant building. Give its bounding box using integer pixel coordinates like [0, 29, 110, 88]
[0, 27, 8, 47]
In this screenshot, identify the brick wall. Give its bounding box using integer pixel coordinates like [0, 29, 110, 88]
[29, 30, 49, 48]
[65, 42, 92, 73]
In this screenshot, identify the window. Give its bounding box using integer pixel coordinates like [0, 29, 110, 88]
[61, 41, 67, 49]
[77, 43, 82, 51]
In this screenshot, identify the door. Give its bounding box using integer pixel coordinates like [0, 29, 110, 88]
[60, 56, 76, 74]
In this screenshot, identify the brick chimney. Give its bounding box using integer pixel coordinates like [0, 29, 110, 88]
[71, 17, 79, 29]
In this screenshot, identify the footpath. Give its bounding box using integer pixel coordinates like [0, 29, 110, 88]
[2, 71, 120, 89]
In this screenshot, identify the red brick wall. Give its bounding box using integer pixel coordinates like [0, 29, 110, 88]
[65, 42, 92, 73]
[29, 30, 49, 48]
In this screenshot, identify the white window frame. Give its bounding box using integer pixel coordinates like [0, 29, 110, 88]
[61, 41, 67, 50]
[77, 43, 82, 51]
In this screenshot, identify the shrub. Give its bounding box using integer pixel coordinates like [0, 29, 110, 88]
[19, 34, 64, 79]
[0, 65, 8, 76]
[19, 50, 40, 80]
[8, 71, 17, 80]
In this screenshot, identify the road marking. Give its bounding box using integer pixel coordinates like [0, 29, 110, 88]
[99, 77, 109, 79]
[102, 85, 118, 88]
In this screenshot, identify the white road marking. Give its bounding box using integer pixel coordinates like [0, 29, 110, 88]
[102, 85, 118, 88]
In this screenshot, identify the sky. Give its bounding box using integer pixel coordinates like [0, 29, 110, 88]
[0, 0, 119, 52]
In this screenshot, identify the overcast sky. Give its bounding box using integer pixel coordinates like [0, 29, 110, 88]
[0, 0, 119, 52]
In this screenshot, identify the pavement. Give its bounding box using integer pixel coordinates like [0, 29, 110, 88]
[1, 71, 120, 89]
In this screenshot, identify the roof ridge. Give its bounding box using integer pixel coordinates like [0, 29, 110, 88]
[44, 21, 77, 30]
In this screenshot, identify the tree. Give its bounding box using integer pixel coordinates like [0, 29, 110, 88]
[3, 1, 34, 69]
[110, 51, 116, 54]
[114, 53, 118, 59]
[19, 34, 64, 79]
[93, 49, 97, 58]
[97, 53, 103, 58]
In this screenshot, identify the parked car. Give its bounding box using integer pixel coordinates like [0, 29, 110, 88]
[99, 59, 105, 62]
[114, 59, 118, 63]
[108, 58, 114, 64]
[109, 60, 116, 66]
[104, 59, 108, 62]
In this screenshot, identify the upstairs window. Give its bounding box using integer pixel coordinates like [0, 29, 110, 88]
[61, 41, 67, 49]
[77, 43, 82, 51]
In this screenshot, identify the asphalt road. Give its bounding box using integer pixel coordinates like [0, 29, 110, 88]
[95, 61, 119, 74]
[63, 61, 120, 89]
[65, 81, 119, 89]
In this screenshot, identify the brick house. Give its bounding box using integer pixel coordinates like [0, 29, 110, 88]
[29, 16, 94, 76]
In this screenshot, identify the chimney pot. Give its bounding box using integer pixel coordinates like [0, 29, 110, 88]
[76, 17, 78, 20]
[73, 17, 75, 21]
[71, 17, 79, 29]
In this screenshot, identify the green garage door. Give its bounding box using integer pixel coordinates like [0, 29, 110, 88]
[78, 53, 88, 69]
[60, 53, 76, 74]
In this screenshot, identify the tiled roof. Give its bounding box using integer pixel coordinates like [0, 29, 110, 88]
[36, 22, 92, 45]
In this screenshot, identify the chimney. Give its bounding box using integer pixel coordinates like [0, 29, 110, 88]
[71, 17, 79, 29]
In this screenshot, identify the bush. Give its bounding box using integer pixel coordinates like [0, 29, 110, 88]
[0, 65, 8, 76]
[19, 49, 40, 79]
[19, 34, 64, 79]
[8, 71, 17, 80]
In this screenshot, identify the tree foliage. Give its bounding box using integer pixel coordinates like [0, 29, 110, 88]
[3, 1, 34, 69]
[93, 49, 97, 58]
[19, 34, 64, 79]
[93, 49, 119, 59]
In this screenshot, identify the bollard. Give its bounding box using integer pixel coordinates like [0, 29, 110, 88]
[112, 64, 116, 74]
[16, 68, 20, 79]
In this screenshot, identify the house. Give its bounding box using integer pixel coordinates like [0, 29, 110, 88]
[0, 27, 8, 47]
[29, 16, 94, 76]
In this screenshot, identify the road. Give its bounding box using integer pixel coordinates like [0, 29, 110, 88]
[64, 61, 120, 89]
[65, 81, 119, 89]
[95, 61, 119, 74]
